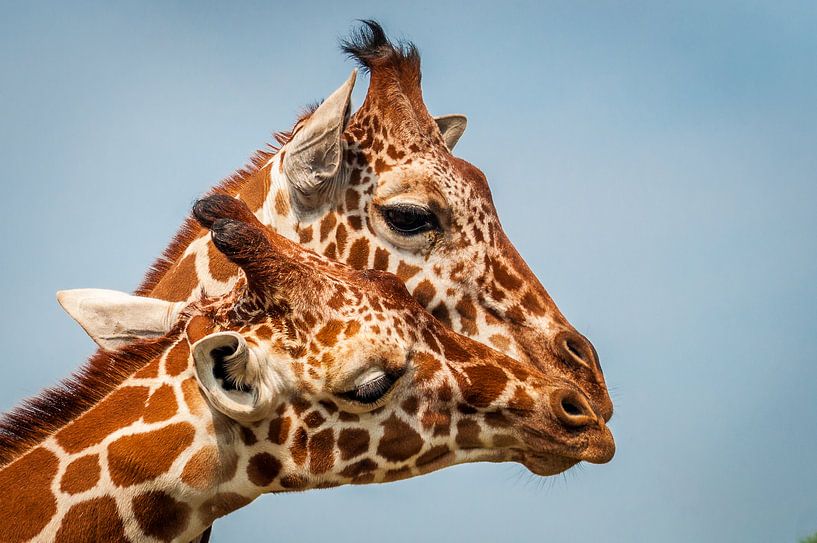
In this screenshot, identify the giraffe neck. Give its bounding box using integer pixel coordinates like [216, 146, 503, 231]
[0, 336, 266, 542]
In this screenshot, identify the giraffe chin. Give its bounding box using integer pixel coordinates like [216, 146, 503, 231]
[521, 454, 582, 477]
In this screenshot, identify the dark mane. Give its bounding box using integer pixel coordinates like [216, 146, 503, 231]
[340, 19, 421, 86]
[0, 334, 177, 466]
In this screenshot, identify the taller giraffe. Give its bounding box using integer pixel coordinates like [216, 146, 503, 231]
[0, 196, 613, 542]
[139, 21, 611, 421]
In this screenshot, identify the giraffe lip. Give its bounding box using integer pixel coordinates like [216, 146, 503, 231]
[521, 452, 581, 476]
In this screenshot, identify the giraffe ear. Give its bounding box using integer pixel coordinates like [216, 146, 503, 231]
[283, 69, 356, 213]
[192, 331, 274, 423]
[57, 289, 185, 351]
[434, 114, 467, 150]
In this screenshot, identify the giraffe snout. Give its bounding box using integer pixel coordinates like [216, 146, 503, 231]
[553, 330, 614, 422]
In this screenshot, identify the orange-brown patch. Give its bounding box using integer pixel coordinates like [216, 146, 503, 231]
[315, 320, 344, 347]
[238, 170, 269, 212]
[456, 419, 483, 449]
[108, 423, 195, 487]
[290, 427, 308, 466]
[208, 241, 240, 283]
[373, 247, 390, 271]
[55, 496, 126, 543]
[164, 340, 190, 377]
[186, 315, 215, 343]
[56, 386, 150, 454]
[0, 447, 58, 542]
[412, 280, 436, 308]
[298, 225, 314, 243]
[151, 253, 198, 302]
[181, 378, 208, 417]
[60, 454, 101, 494]
[509, 387, 535, 411]
[395, 261, 421, 282]
[319, 212, 337, 242]
[181, 445, 220, 490]
[133, 358, 160, 379]
[274, 189, 290, 216]
[347, 238, 370, 269]
[143, 384, 178, 424]
[268, 416, 292, 445]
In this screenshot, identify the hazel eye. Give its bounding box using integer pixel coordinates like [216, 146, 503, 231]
[341, 371, 399, 404]
[381, 204, 439, 235]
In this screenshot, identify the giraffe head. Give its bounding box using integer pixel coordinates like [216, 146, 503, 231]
[65, 195, 613, 496]
[268, 21, 612, 423]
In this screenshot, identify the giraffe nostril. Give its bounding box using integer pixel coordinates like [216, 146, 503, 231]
[555, 331, 599, 372]
[560, 397, 583, 417]
[551, 388, 598, 428]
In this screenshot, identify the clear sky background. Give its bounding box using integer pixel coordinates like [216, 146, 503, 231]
[2, 2, 816, 542]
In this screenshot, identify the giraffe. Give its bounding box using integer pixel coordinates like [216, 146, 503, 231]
[138, 21, 613, 428]
[0, 196, 614, 542]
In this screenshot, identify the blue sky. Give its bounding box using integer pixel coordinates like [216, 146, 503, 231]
[1, 2, 816, 541]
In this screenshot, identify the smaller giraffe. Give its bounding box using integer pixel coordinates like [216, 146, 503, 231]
[0, 196, 614, 542]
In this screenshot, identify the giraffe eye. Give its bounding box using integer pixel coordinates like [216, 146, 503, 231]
[340, 370, 401, 404]
[380, 204, 439, 235]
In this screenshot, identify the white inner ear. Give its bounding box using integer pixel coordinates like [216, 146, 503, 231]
[192, 331, 271, 423]
[434, 114, 468, 150]
[284, 69, 357, 213]
[57, 289, 184, 351]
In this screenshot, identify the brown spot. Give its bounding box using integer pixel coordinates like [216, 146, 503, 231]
[455, 364, 508, 408]
[132, 491, 191, 542]
[456, 419, 483, 448]
[308, 428, 335, 474]
[345, 188, 360, 211]
[340, 458, 378, 479]
[348, 215, 363, 231]
[521, 290, 547, 316]
[421, 409, 451, 437]
[181, 445, 220, 490]
[416, 445, 452, 468]
[181, 377, 207, 417]
[431, 303, 452, 327]
[384, 466, 412, 482]
[133, 359, 159, 379]
[339, 411, 360, 422]
[268, 416, 292, 445]
[401, 396, 419, 416]
[319, 400, 338, 413]
[316, 319, 344, 347]
[337, 428, 369, 460]
[239, 172, 269, 212]
[0, 447, 58, 542]
[412, 280, 436, 308]
[143, 384, 178, 423]
[414, 351, 442, 381]
[395, 261, 421, 282]
[55, 496, 126, 543]
[290, 427, 308, 466]
[336, 223, 348, 255]
[56, 386, 150, 453]
[108, 423, 195, 487]
[304, 410, 326, 429]
[274, 189, 290, 216]
[198, 493, 252, 525]
[247, 453, 282, 487]
[60, 454, 101, 494]
[485, 411, 512, 428]
[319, 212, 337, 242]
[347, 238, 370, 269]
[455, 295, 478, 336]
[298, 225, 314, 243]
[324, 242, 337, 259]
[280, 474, 307, 489]
[208, 241, 239, 282]
[377, 414, 423, 462]
[492, 259, 522, 291]
[186, 315, 214, 343]
[509, 387, 535, 411]
[151, 253, 197, 302]
[241, 426, 258, 446]
[373, 247, 390, 271]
